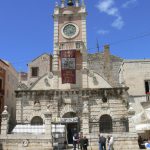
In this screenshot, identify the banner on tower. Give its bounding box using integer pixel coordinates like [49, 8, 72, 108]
[60, 50, 76, 84]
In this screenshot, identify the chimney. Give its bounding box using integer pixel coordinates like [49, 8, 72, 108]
[103, 45, 113, 86]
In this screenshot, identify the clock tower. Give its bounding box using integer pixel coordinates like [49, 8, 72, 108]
[53, 0, 88, 89]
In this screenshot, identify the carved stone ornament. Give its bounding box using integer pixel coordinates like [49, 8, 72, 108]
[34, 101, 41, 111]
[2, 106, 8, 115]
[88, 70, 94, 77]
[48, 72, 53, 79]
[44, 78, 50, 87]
[22, 139, 29, 147]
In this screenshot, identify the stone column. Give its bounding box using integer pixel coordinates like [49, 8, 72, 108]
[82, 96, 89, 136]
[1, 106, 9, 135]
[44, 111, 52, 137]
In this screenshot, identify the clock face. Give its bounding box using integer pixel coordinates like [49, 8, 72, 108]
[61, 23, 79, 39]
[63, 24, 76, 37]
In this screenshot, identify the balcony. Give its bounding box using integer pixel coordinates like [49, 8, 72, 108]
[58, 41, 85, 52]
[0, 90, 4, 96]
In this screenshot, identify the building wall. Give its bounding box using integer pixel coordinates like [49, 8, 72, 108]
[28, 54, 52, 86]
[120, 60, 150, 96]
[0, 60, 18, 131]
[4, 63, 18, 129]
[0, 61, 7, 132]
[119, 60, 150, 115]
[88, 52, 123, 87]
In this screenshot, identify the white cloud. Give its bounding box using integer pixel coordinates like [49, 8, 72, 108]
[98, 29, 109, 35]
[112, 17, 124, 30]
[122, 0, 137, 8]
[96, 0, 124, 30]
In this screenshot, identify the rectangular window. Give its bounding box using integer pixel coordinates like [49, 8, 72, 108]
[0, 79, 2, 90]
[31, 67, 39, 77]
[76, 42, 81, 49]
[145, 80, 150, 94]
[60, 44, 64, 49]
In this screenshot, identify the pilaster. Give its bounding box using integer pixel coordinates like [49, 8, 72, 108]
[53, 14, 59, 89]
[44, 111, 52, 137]
[82, 96, 89, 136]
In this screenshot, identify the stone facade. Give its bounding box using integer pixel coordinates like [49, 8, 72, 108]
[0, 1, 140, 150]
[27, 53, 52, 87]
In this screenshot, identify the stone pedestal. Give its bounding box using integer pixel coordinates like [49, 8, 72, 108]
[128, 103, 136, 133]
[1, 106, 9, 135]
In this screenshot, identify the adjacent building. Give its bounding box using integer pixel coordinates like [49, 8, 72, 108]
[119, 60, 150, 138]
[0, 59, 18, 132]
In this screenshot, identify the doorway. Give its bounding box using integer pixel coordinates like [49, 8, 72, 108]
[62, 112, 79, 144]
[67, 123, 78, 144]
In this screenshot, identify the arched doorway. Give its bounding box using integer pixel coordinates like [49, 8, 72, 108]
[62, 112, 79, 144]
[99, 114, 112, 133]
[31, 116, 43, 125]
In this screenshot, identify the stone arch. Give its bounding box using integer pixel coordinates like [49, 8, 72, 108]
[60, 105, 76, 118]
[31, 116, 43, 125]
[97, 109, 112, 120]
[29, 111, 45, 123]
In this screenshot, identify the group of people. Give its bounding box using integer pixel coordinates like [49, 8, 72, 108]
[73, 133, 89, 150]
[98, 134, 114, 150]
[72, 132, 114, 150]
[138, 136, 150, 149]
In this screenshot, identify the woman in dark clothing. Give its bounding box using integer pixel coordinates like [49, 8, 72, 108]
[83, 136, 89, 150]
[79, 136, 84, 150]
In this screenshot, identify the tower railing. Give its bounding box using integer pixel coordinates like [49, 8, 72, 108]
[58, 41, 85, 52]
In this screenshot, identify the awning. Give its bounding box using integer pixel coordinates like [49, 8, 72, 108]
[136, 124, 150, 133]
[12, 124, 66, 134]
[12, 124, 45, 134]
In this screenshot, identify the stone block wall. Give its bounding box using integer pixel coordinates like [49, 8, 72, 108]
[88, 53, 123, 87]
[0, 135, 52, 150]
[89, 133, 139, 150]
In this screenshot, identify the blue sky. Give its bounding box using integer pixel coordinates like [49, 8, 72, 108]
[0, 0, 150, 72]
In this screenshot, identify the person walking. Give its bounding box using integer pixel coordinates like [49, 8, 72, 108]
[83, 136, 89, 150]
[108, 135, 114, 150]
[107, 136, 110, 150]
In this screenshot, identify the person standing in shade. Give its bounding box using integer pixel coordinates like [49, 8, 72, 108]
[73, 133, 78, 150]
[83, 136, 89, 150]
[101, 135, 106, 150]
[98, 134, 102, 150]
[79, 135, 84, 150]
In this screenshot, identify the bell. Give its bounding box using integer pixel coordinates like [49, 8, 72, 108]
[67, 0, 74, 6]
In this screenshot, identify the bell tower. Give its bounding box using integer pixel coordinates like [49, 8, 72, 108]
[53, 0, 87, 89]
